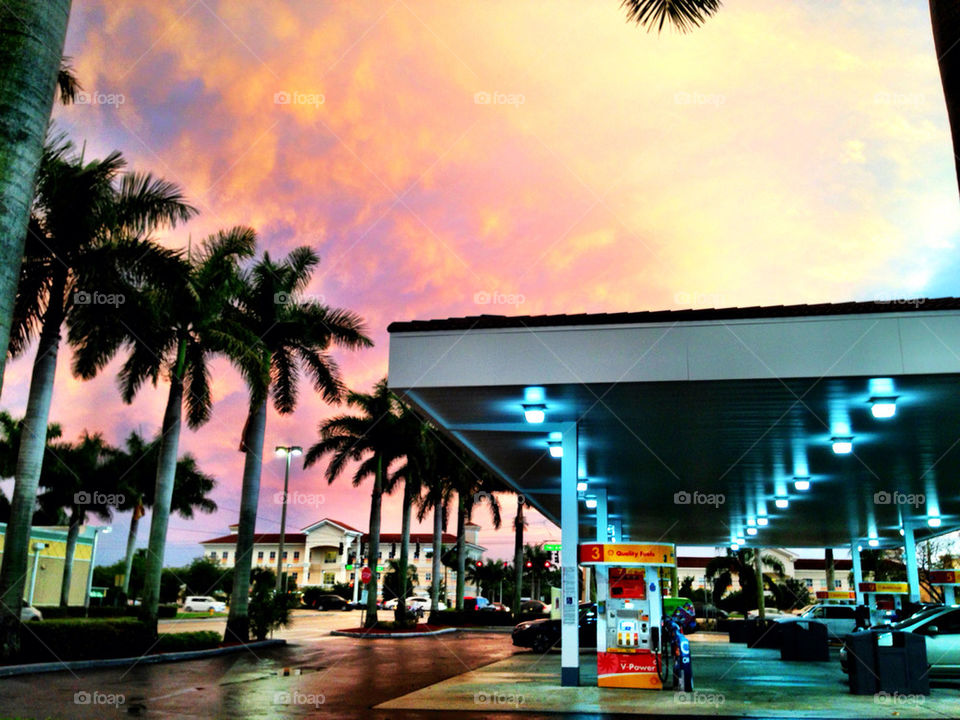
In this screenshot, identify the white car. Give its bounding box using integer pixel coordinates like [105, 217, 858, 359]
[20, 605, 42, 622]
[409, 596, 446, 612]
[777, 604, 857, 641]
[182, 596, 226, 613]
[841, 605, 960, 676]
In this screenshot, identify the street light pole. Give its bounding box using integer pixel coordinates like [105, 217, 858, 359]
[275, 445, 302, 594]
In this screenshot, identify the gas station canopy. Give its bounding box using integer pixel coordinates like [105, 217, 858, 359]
[388, 299, 960, 550]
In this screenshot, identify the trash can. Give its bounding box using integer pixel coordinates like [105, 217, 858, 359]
[747, 618, 781, 649]
[728, 619, 747, 643]
[845, 631, 878, 695]
[781, 621, 828, 661]
[876, 631, 929, 695]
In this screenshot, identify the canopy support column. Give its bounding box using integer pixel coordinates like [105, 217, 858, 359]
[903, 523, 921, 603]
[851, 541, 863, 606]
[560, 422, 579, 687]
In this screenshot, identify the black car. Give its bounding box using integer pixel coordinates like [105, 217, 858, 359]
[309, 594, 349, 611]
[512, 602, 597, 653]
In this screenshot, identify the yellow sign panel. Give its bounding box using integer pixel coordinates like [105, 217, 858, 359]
[579, 543, 675, 567]
[815, 591, 855, 600]
[929, 570, 960, 584]
[858, 581, 909, 594]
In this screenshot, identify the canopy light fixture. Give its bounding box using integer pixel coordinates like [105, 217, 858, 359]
[576, 481, 587, 493]
[831, 437, 854, 455]
[522, 403, 546, 424]
[775, 498, 789, 509]
[794, 478, 810, 491]
[928, 517, 942, 528]
[585, 498, 598, 509]
[868, 538, 879, 547]
[547, 441, 562, 458]
[731, 543, 740, 551]
[756, 517, 769, 527]
[869, 397, 897, 419]
[899, 528, 905, 536]
[746, 527, 758, 536]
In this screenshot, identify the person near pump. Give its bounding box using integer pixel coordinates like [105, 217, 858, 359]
[664, 606, 694, 692]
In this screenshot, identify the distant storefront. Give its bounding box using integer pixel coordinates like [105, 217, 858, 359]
[0, 523, 100, 606]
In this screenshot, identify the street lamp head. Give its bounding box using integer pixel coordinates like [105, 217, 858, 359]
[289, 446, 303, 456]
[276, 445, 303, 457]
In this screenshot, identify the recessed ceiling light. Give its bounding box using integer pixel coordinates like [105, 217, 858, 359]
[870, 397, 897, 419]
[576, 481, 587, 493]
[868, 538, 879, 547]
[522, 404, 546, 424]
[775, 498, 789, 509]
[757, 517, 769, 527]
[794, 478, 810, 491]
[928, 517, 942, 528]
[831, 437, 854, 455]
[585, 498, 597, 509]
[747, 527, 758, 536]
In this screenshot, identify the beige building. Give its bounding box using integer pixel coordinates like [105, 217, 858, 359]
[200, 517, 486, 598]
[0, 522, 104, 607]
[678, 547, 854, 595]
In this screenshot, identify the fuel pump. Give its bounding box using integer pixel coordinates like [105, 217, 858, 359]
[580, 542, 675, 689]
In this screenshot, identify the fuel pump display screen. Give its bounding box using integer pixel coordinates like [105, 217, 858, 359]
[609, 567, 646, 600]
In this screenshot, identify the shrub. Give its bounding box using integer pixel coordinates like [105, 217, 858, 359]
[18, 618, 154, 663]
[248, 586, 291, 641]
[154, 631, 221, 653]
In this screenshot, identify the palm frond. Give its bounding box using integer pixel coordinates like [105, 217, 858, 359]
[621, 0, 720, 33]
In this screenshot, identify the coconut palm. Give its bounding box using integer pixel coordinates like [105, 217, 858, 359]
[415, 436, 456, 617]
[108, 431, 217, 597]
[0, 2, 72, 407]
[705, 548, 785, 615]
[621, 0, 721, 33]
[449, 456, 502, 609]
[35, 432, 119, 605]
[0, 141, 194, 652]
[305, 379, 401, 629]
[69, 227, 253, 630]
[226, 249, 371, 641]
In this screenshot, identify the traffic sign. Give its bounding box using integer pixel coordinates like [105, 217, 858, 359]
[544, 543, 562, 551]
[360, 566, 372, 584]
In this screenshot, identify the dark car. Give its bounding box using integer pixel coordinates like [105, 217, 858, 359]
[520, 600, 549, 615]
[309, 594, 349, 611]
[512, 602, 597, 653]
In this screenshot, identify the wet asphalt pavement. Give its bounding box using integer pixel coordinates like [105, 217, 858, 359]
[0, 631, 580, 720]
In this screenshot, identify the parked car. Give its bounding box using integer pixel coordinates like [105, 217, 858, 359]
[840, 605, 960, 676]
[310, 594, 349, 611]
[520, 600, 549, 615]
[512, 602, 597, 653]
[776, 603, 856, 641]
[480, 602, 511, 613]
[182, 596, 226, 613]
[463, 596, 491, 611]
[20, 605, 42, 622]
[692, 602, 728, 620]
[408, 596, 446, 612]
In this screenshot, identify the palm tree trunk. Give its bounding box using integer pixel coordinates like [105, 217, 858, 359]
[825, 548, 835, 591]
[930, 0, 960, 195]
[59, 507, 82, 606]
[431, 496, 442, 611]
[754, 551, 765, 623]
[364, 454, 383, 628]
[455, 493, 466, 610]
[140, 345, 186, 631]
[0, 0, 71, 400]
[225, 395, 267, 643]
[0, 283, 64, 659]
[512, 497, 523, 621]
[122, 506, 141, 596]
[395, 477, 412, 623]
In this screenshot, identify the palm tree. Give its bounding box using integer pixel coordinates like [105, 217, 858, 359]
[415, 439, 456, 617]
[512, 494, 526, 619]
[305, 379, 401, 629]
[35, 432, 118, 605]
[108, 431, 217, 597]
[0, 141, 194, 653]
[69, 227, 252, 631]
[450, 456, 502, 609]
[226, 249, 371, 641]
[621, 0, 720, 33]
[0, 1, 72, 406]
[705, 548, 785, 615]
[523, 543, 554, 601]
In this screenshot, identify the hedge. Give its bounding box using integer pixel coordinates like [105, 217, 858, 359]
[18, 619, 155, 663]
[429, 610, 545, 627]
[36, 604, 178, 620]
[154, 631, 221, 653]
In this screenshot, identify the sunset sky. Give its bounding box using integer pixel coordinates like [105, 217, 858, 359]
[2, 0, 959, 567]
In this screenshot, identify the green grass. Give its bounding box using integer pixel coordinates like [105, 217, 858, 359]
[174, 612, 228, 619]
